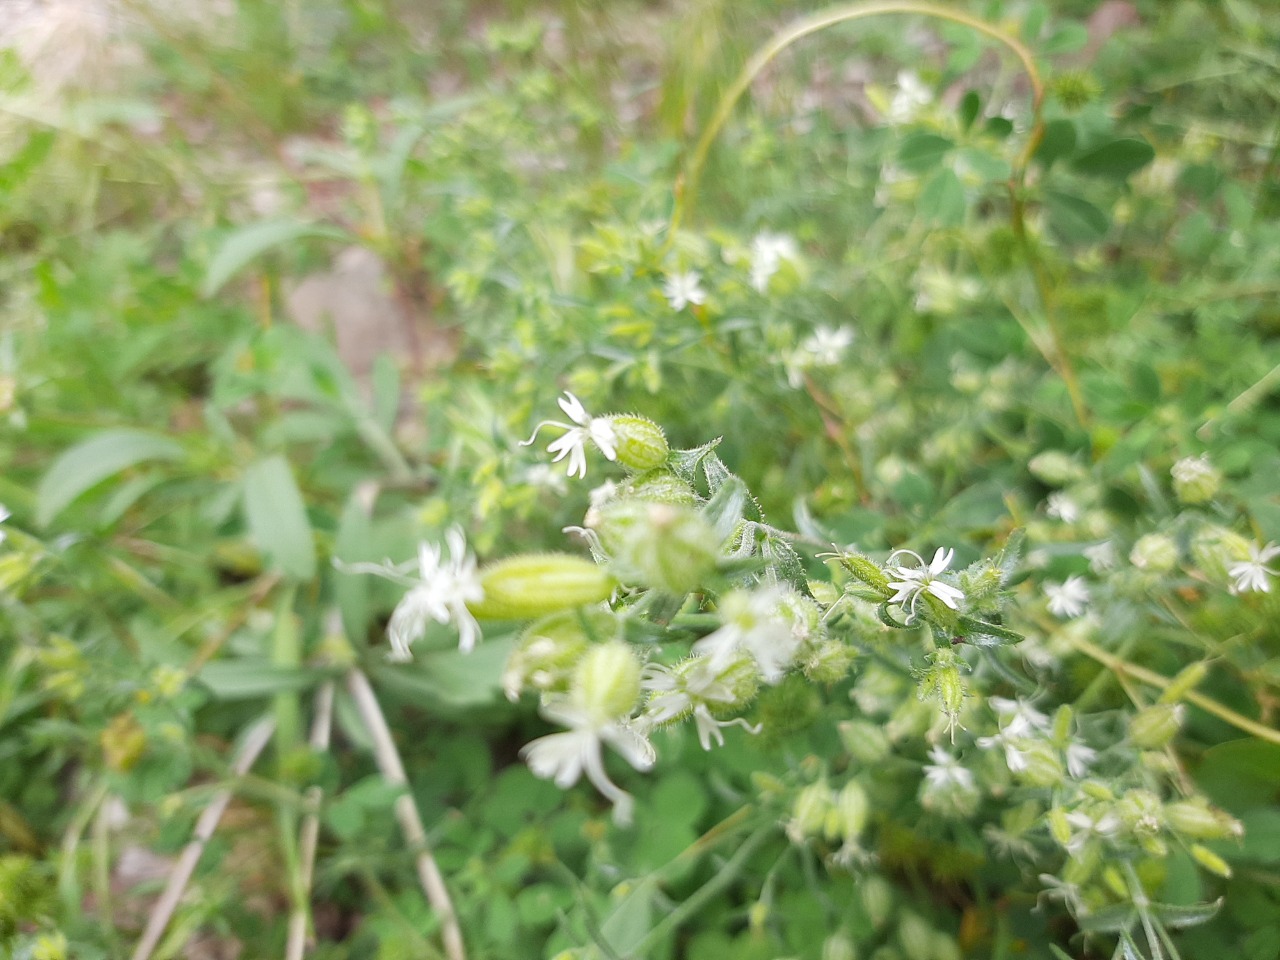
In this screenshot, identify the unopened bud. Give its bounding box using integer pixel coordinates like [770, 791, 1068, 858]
[1171, 455, 1222, 505]
[1013, 742, 1063, 788]
[1130, 533, 1178, 573]
[1129, 703, 1185, 749]
[860, 874, 895, 929]
[1159, 662, 1208, 704]
[1081, 780, 1115, 802]
[840, 554, 891, 594]
[1190, 843, 1232, 878]
[839, 720, 891, 765]
[609, 415, 669, 472]
[827, 780, 870, 842]
[1052, 705, 1074, 744]
[1117, 789, 1164, 842]
[1165, 799, 1243, 841]
[622, 468, 697, 505]
[598, 502, 718, 594]
[572, 641, 641, 721]
[803, 639, 857, 684]
[1048, 808, 1072, 846]
[471, 554, 614, 620]
[789, 782, 834, 841]
[503, 611, 608, 700]
[1028, 450, 1085, 487]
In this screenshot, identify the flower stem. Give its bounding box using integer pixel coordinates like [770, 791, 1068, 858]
[285, 681, 335, 960]
[345, 668, 467, 960]
[1072, 636, 1280, 747]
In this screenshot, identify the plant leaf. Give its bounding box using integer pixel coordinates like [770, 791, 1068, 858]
[203, 218, 350, 297]
[242, 455, 317, 580]
[37, 429, 183, 527]
[1071, 138, 1155, 181]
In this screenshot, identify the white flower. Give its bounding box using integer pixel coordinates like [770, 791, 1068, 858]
[749, 231, 799, 292]
[640, 659, 760, 750]
[1171, 454, 1215, 485]
[888, 70, 932, 123]
[521, 698, 655, 825]
[1065, 742, 1096, 779]
[662, 271, 706, 311]
[1083, 541, 1116, 573]
[0, 503, 8, 545]
[1044, 576, 1090, 618]
[923, 745, 976, 791]
[988, 697, 1052, 738]
[692, 587, 800, 683]
[341, 528, 484, 659]
[885, 547, 965, 623]
[1063, 809, 1121, 857]
[784, 325, 855, 387]
[521, 391, 618, 480]
[1045, 492, 1079, 523]
[1229, 541, 1280, 594]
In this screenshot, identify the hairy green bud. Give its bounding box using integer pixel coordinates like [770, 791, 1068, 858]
[609, 415, 669, 471]
[789, 782, 834, 841]
[503, 610, 615, 701]
[839, 719, 891, 766]
[598, 501, 717, 594]
[572, 641, 642, 720]
[1165, 799, 1243, 841]
[1129, 703, 1184, 749]
[622, 468, 697, 505]
[1129, 533, 1178, 573]
[1171, 454, 1222, 505]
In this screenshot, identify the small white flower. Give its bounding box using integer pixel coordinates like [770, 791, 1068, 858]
[976, 731, 1029, 772]
[1065, 742, 1096, 779]
[640, 659, 760, 750]
[521, 698, 655, 825]
[1083, 541, 1116, 573]
[885, 547, 965, 623]
[987, 697, 1052, 739]
[1045, 492, 1080, 524]
[784, 325, 855, 388]
[1229, 541, 1280, 594]
[1063, 809, 1121, 857]
[692, 587, 800, 683]
[662, 271, 706, 311]
[0, 503, 8, 545]
[521, 391, 618, 480]
[923, 745, 976, 791]
[1171, 454, 1215, 485]
[748, 231, 799, 293]
[341, 528, 485, 659]
[1044, 576, 1090, 619]
[888, 70, 932, 123]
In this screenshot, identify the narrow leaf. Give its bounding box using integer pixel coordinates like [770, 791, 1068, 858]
[242, 455, 317, 580]
[203, 218, 350, 297]
[37, 429, 183, 527]
[1071, 138, 1155, 181]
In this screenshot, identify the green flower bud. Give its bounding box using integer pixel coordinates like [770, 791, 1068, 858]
[789, 782, 834, 842]
[1117, 789, 1164, 841]
[1129, 533, 1178, 573]
[471, 554, 614, 620]
[1013, 742, 1063, 788]
[897, 912, 935, 960]
[1028, 450, 1086, 487]
[1165, 799, 1243, 841]
[827, 780, 870, 842]
[839, 553, 891, 594]
[860, 875, 896, 930]
[503, 610, 613, 701]
[1129, 703, 1185, 749]
[1081, 780, 1115, 802]
[622, 468, 697, 505]
[571, 641, 641, 721]
[823, 931, 858, 960]
[1171, 455, 1222, 505]
[598, 502, 717, 594]
[839, 720, 891, 765]
[1158, 661, 1208, 704]
[608, 415, 669, 472]
[1190, 526, 1252, 582]
[802, 639, 857, 684]
[1048, 808, 1072, 846]
[1190, 843, 1232, 878]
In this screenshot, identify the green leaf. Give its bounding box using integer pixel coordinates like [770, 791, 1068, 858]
[1045, 189, 1110, 244]
[1042, 22, 1088, 54]
[958, 90, 980, 132]
[702, 476, 748, 541]
[37, 429, 184, 527]
[898, 132, 954, 173]
[333, 487, 376, 645]
[1035, 119, 1078, 167]
[371, 636, 517, 710]
[1151, 898, 1222, 929]
[202, 218, 350, 297]
[598, 876, 658, 955]
[918, 168, 966, 227]
[198, 660, 326, 699]
[1078, 903, 1135, 934]
[241, 455, 317, 580]
[1071, 137, 1155, 180]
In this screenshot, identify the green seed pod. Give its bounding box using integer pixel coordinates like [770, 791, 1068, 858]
[622, 468, 697, 505]
[572, 641, 642, 721]
[1129, 703, 1185, 749]
[897, 912, 935, 960]
[1028, 450, 1085, 487]
[1129, 533, 1178, 573]
[470, 554, 614, 620]
[826, 780, 870, 842]
[1165, 799, 1243, 841]
[822, 931, 858, 960]
[1048, 808, 1072, 847]
[840, 553, 891, 594]
[802, 639, 857, 684]
[789, 782, 834, 841]
[608, 414, 669, 472]
[1171, 455, 1222, 505]
[860, 874, 895, 930]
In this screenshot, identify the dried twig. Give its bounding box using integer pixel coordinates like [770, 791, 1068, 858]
[131, 717, 276, 960]
[345, 668, 466, 960]
[285, 681, 336, 960]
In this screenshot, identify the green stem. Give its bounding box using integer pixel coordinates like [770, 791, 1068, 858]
[670, 1, 1044, 237]
[632, 822, 776, 955]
